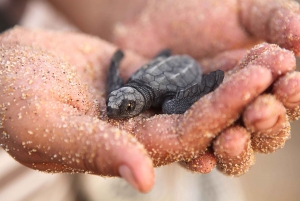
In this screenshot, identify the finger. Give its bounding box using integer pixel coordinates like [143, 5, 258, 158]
[0, 43, 154, 193]
[213, 126, 254, 176]
[179, 150, 216, 174]
[243, 95, 291, 153]
[240, 0, 300, 55]
[273, 71, 300, 121]
[243, 94, 287, 135]
[183, 94, 290, 173]
[234, 43, 296, 77]
[199, 49, 247, 73]
[250, 120, 291, 154]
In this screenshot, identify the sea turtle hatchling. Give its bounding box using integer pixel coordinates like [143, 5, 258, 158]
[106, 50, 224, 119]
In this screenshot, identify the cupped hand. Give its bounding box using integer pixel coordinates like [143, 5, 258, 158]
[0, 27, 153, 193]
[0, 26, 297, 193]
[1, 0, 300, 192]
[101, 0, 300, 174]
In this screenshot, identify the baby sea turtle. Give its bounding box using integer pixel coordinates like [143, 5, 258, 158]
[106, 50, 224, 119]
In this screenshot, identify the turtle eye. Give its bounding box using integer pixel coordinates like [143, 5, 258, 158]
[125, 101, 135, 112]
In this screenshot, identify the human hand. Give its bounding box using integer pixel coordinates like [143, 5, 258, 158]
[100, 0, 300, 174]
[0, 27, 154, 193]
[0, 25, 297, 193]
[2, 0, 300, 192]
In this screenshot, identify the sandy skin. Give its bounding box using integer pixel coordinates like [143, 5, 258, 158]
[1, 0, 300, 193]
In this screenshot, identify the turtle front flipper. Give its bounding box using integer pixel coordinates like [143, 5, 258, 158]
[162, 70, 224, 114]
[106, 50, 125, 95]
[162, 83, 201, 114]
[200, 70, 224, 94]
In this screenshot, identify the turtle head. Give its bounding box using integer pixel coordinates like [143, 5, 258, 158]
[106, 87, 145, 119]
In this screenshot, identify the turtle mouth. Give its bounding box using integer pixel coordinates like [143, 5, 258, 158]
[106, 106, 131, 119]
[106, 106, 119, 118]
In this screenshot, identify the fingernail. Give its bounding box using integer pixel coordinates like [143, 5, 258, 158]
[118, 165, 139, 191]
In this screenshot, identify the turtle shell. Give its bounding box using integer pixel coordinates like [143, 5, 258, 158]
[127, 55, 202, 96]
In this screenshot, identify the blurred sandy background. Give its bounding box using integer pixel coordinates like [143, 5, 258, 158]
[1, 0, 300, 201]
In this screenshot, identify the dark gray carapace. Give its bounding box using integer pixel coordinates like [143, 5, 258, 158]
[106, 50, 224, 119]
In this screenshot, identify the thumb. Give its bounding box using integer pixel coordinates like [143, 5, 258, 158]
[1, 99, 154, 193]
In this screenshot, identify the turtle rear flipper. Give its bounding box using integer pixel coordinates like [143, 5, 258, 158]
[162, 70, 224, 114]
[154, 49, 172, 58]
[106, 50, 125, 95]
